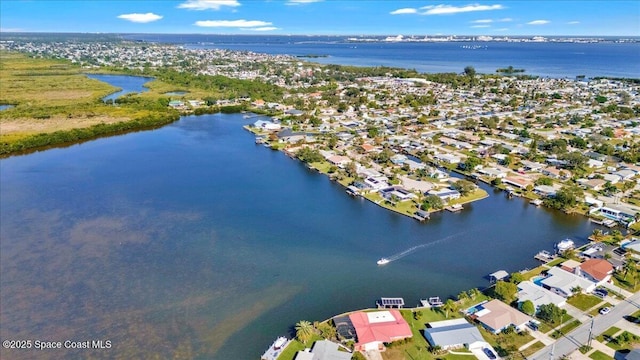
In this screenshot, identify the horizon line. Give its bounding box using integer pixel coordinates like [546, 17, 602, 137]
[1, 31, 640, 38]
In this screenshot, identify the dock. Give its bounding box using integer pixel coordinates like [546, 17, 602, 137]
[413, 209, 430, 221]
[534, 250, 556, 263]
[446, 204, 463, 212]
[376, 297, 405, 309]
[419, 296, 444, 308]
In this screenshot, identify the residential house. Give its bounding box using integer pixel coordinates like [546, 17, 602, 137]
[577, 259, 614, 285]
[516, 281, 566, 310]
[423, 319, 485, 350]
[434, 153, 461, 165]
[428, 188, 461, 201]
[471, 299, 532, 334]
[348, 310, 412, 352]
[539, 266, 596, 297]
[380, 186, 417, 202]
[295, 340, 351, 360]
[503, 176, 534, 190]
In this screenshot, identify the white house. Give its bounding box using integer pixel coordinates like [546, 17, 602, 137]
[539, 267, 596, 297]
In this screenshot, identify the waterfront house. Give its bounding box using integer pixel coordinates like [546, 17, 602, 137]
[295, 340, 351, 360]
[348, 310, 412, 352]
[423, 318, 485, 350]
[434, 153, 461, 165]
[380, 186, 416, 202]
[428, 188, 461, 202]
[577, 259, 614, 285]
[471, 299, 532, 334]
[364, 176, 390, 191]
[503, 176, 534, 190]
[516, 281, 566, 310]
[539, 266, 596, 297]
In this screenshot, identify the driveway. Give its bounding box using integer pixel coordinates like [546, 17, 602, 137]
[528, 292, 640, 360]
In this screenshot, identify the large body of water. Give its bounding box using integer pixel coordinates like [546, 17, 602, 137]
[1, 109, 601, 359]
[125, 34, 640, 79]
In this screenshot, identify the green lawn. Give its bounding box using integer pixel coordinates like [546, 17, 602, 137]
[605, 331, 640, 351]
[521, 266, 546, 280]
[567, 294, 604, 311]
[277, 334, 323, 360]
[589, 350, 614, 360]
[559, 320, 581, 334]
[596, 326, 621, 344]
[479, 327, 535, 357]
[546, 258, 565, 267]
[520, 341, 545, 357]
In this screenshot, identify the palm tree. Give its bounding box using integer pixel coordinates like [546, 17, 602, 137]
[295, 320, 314, 344]
[443, 299, 458, 318]
[590, 229, 605, 242]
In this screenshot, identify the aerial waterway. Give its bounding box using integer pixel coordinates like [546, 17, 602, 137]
[377, 230, 470, 265]
[0, 113, 600, 360]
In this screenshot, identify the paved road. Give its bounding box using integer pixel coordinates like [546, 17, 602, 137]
[529, 292, 640, 360]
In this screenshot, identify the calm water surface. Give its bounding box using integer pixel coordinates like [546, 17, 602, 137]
[0, 113, 600, 359]
[86, 74, 153, 102]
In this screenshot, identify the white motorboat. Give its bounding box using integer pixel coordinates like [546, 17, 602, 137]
[377, 258, 390, 265]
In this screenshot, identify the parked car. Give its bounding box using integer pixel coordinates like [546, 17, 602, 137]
[594, 289, 608, 298]
[483, 348, 497, 359]
[599, 307, 611, 315]
[527, 320, 540, 331]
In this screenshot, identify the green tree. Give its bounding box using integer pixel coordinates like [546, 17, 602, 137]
[452, 179, 476, 196]
[443, 299, 458, 318]
[464, 66, 476, 78]
[536, 303, 566, 327]
[510, 272, 524, 284]
[494, 280, 518, 304]
[295, 320, 315, 344]
[421, 194, 444, 210]
[462, 156, 482, 171]
[521, 300, 535, 316]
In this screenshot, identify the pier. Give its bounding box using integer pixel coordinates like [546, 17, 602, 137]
[534, 250, 556, 263]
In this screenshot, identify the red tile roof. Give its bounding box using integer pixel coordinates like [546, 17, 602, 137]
[348, 310, 412, 348]
[579, 259, 613, 281]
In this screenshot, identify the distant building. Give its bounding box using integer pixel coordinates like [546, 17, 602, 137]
[295, 340, 351, 360]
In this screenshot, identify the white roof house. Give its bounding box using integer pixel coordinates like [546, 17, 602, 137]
[540, 267, 596, 297]
[517, 280, 567, 309]
[423, 318, 485, 350]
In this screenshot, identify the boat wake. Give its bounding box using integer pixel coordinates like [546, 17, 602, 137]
[379, 231, 468, 264]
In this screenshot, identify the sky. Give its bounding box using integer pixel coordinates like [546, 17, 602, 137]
[1, 0, 639, 36]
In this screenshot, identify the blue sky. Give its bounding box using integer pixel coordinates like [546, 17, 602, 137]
[1, 0, 638, 36]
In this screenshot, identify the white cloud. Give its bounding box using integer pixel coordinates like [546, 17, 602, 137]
[178, 0, 240, 11]
[498, 17, 512, 22]
[495, 28, 509, 31]
[472, 19, 493, 23]
[420, 3, 503, 15]
[568, 21, 580, 25]
[242, 26, 279, 31]
[195, 19, 272, 27]
[471, 25, 491, 28]
[117, 13, 163, 23]
[0, 27, 24, 32]
[527, 19, 550, 25]
[390, 8, 418, 15]
[286, 0, 322, 4]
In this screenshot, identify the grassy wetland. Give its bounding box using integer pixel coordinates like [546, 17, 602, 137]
[0, 52, 181, 156]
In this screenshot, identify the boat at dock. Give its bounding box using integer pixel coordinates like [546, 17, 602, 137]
[530, 199, 543, 206]
[377, 258, 390, 265]
[261, 337, 290, 360]
[555, 238, 575, 253]
[446, 204, 463, 212]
